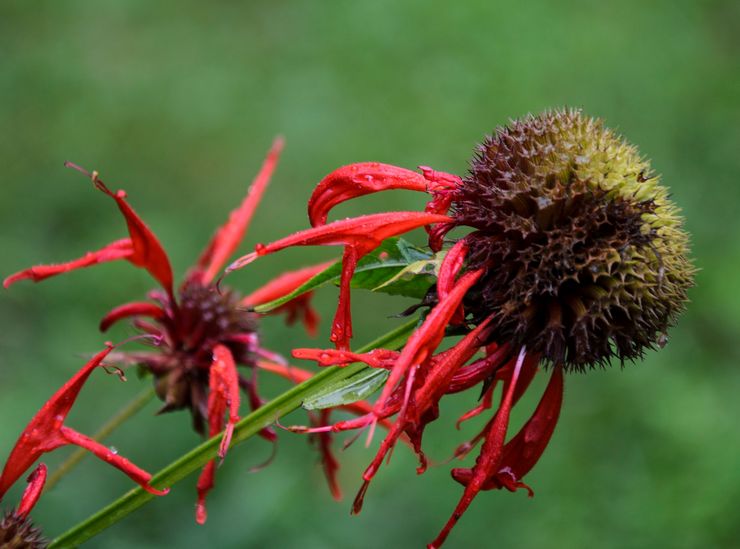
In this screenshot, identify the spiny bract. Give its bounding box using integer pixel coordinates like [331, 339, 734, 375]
[454, 108, 694, 370]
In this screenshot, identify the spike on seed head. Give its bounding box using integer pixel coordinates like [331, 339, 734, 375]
[0, 511, 47, 549]
[453, 108, 694, 371]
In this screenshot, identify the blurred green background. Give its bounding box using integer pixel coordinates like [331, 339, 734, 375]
[1, 1, 738, 547]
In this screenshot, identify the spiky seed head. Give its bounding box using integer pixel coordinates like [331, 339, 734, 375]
[0, 511, 48, 549]
[453, 108, 694, 371]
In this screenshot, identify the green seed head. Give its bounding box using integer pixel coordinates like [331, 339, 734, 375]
[453, 108, 694, 371]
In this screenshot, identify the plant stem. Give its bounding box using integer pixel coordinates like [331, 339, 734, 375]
[50, 318, 418, 548]
[45, 386, 156, 492]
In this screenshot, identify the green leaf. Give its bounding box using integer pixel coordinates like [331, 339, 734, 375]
[302, 368, 389, 410]
[254, 237, 437, 312]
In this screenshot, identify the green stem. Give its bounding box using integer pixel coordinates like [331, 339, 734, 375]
[50, 318, 418, 548]
[45, 387, 156, 492]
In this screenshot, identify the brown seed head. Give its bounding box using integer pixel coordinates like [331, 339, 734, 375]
[453, 109, 694, 371]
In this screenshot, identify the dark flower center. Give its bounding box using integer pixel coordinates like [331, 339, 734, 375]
[142, 280, 259, 433]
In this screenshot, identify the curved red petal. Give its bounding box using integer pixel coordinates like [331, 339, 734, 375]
[4, 239, 133, 288]
[430, 347, 527, 549]
[374, 269, 483, 413]
[198, 137, 284, 283]
[308, 163, 429, 226]
[60, 427, 168, 496]
[99, 301, 165, 332]
[228, 211, 452, 272]
[496, 366, 564, 486]
[208, 345, 240, 460]
[15, 463, 47, 519]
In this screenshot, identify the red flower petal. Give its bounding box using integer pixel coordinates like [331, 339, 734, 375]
[308, 163, 429, 226]
[494, 366, 563, 492]
[0, 344, 167, 500]
[351, 317, 493, 514]
[437, 240, 468, 324]
[76, 166, 175, 294]
[197, 138, 284, 283]
[373, 268, 483, 414]
[227, 212, 451, 350]
[99, 301, 166, 332]
[15, 463, 47, 519]
[195, 345, 240, 524]
[430, 347, 527, 549]
[3, 239, 133, 288]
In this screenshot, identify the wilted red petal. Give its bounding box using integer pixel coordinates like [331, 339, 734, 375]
[430, 347, 527, 549]
[494, 366, 563, 492]
[197, 137, 284, 283]
[3, 239, 133, 288]
[99, 301, 165, 332]
[195, 460, 215, 525]
[208, 345, 240, 460]
[308, 163, 429, 226]
[348, 319, 493, 515]
[0, 344, 167, 499]
[415, 316, 493, 407]
[15, 463, 47, 519]
[227, 212, 451, 350]
[70, 166, 175, 294]
[437, 240, 468, 324]
[447, 344, 511, 394]
[374, 269, 483, 414]
[194, 345, 240, 525]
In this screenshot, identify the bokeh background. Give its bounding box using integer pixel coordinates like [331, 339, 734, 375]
[1, 1, 738, 548]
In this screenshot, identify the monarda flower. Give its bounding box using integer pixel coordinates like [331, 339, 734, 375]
[4, 139, 329, 524]
[226, 109, 695, 547]
[1, 464, 48, 549]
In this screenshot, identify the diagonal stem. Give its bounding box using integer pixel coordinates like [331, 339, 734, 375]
[45, 386, 156, 492]
[50, 317, 418, 548]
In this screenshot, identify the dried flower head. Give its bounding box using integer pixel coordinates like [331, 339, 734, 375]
[455, 109, 694, 369]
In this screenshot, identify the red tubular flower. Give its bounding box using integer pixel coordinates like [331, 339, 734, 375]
[4, 138, 330, 523]
[233, 110, 694, 546]
[0, 464, 49, 548]
[0, 345, 167, 500]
